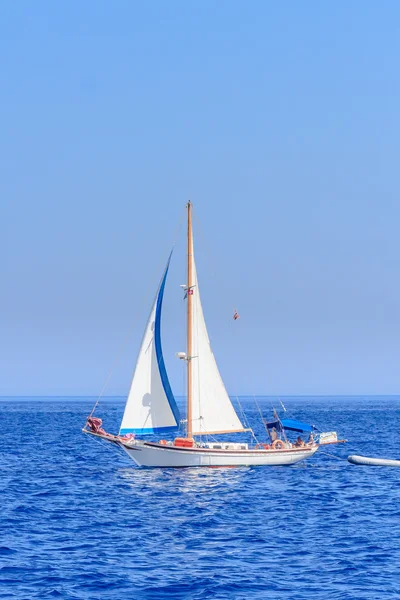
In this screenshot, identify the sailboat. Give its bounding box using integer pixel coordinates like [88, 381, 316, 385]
[83, 202, 324, 467]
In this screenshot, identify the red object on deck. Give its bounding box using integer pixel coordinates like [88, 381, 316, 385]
[86, 416, 105, 434]
[174, 437, 195, 448]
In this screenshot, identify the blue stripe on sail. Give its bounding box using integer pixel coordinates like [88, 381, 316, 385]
[120, 426, 178, 435]
[154, 255, 181, 427]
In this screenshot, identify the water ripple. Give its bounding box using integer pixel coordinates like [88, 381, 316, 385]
[1, 397, 400, 599]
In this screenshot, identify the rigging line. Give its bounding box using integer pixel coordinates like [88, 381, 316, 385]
[265, 396, 290, 441]
[236, 398, 259, 444]
[235, 395, 246, 427]
[277, 396, 296, 422]
[253, 395, 270, 439]
[277, 396, 322, 432]
[87, 435, 126, 457]
[276, 396, 293, 419]
[238, 397, 259, 445]
[236, 396, 260, 444]
[235, 395, 249, 430]
[192, 206, 237, 335]
[192, 205, 243, 330]
[318, 450, 347, 461]
[265, 394, 276, 413]
[278, 396, 287, 413]
[191, 206, 220, 283]
[253, 394, 282, 442]
[251, 429, 262, 445]
[88, 208, 186, 420]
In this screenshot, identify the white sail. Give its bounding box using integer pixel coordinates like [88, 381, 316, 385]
[119, 257, 180, 435]
[189, 241, 245, 435]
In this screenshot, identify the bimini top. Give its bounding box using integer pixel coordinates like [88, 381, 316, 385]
[265, 418, 316, 434]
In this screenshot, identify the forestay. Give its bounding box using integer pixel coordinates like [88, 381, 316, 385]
[190, 240, 245, 435]
[119, 257, 180, 435]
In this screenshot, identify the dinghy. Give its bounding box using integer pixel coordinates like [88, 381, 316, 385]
[348, 455, 400, 467]
[83, 202, 342, 468]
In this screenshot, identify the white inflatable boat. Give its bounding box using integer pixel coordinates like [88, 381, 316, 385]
[348, 455, 400, 467]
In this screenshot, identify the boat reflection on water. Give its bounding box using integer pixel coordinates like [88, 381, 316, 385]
[117, 464, 250, 495]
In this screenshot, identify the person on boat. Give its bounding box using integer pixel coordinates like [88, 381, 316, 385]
[294, 436, 305, 447]
[269, 427, 278, 442]
[308, 432, 314, 445]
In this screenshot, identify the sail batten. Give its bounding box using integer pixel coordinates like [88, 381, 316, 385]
[119, 255, 180, 436]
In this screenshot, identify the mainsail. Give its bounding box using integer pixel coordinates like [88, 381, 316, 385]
[189, 238, 245, 436]
[119, 257, 180, 435]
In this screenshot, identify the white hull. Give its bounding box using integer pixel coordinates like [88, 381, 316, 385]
[118, 440, 319, 468]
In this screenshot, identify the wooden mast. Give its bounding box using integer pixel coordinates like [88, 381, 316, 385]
[186, 201, 193, 440]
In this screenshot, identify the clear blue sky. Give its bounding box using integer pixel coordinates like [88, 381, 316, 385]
[2, 1, 400, 396]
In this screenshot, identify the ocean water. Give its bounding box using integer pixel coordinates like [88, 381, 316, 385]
[1, 396, 400, 600]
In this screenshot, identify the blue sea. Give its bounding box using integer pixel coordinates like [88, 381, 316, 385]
[1, 396, 400, 600]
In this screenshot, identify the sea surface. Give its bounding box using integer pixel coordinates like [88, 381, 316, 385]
[1, 396, 400, 600]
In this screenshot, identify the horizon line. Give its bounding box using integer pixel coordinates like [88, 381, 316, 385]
[1, 394, 400, 399]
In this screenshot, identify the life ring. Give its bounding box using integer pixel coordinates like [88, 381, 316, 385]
[159, 440, 168, 445]
[272, 439, 285, 450]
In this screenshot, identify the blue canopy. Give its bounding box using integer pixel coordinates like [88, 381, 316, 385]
[280, 419, 316, 433]
[265, 418, 316, 433]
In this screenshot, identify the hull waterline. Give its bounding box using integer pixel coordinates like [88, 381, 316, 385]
[118, 440, 319, 468]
